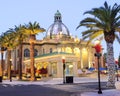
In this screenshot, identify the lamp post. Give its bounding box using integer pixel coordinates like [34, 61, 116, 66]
[94, 40, 102, 94]
[62, 56, 66, 83]
[115, 59, 119, 81]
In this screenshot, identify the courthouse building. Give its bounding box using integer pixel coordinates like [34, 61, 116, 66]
[10, 10, 101, 78]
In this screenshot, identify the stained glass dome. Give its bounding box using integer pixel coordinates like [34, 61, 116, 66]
[46, 10, 70, 38]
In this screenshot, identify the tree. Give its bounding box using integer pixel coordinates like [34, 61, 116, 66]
[77, 2, 120, 87]
[0, 33, 7, 78]
[8, 25, 28, 80]
[103, 53, 107, 67]
[24, 21, 45, 81]
[1, 31, 18, 81]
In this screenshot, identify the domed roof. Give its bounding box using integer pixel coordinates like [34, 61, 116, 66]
[46, 10, 70, 38]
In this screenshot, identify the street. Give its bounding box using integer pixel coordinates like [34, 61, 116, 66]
[0, 84, 70, 96]
[0, 82, 114, 96]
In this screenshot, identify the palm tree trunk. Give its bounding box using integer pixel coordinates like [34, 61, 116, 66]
[106, 43, 115, 87]
[0, 51, 4, 82]
[1, 51, 4, 77]
[18, 44, 23, 80]
[7, 50, 12, 81]
[0, 47, 5, 78]
[30, 42, 35, 81]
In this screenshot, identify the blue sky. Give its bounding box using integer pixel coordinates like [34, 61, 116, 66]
[0, 0, 120, 58]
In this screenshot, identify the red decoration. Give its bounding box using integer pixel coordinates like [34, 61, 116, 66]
[94, 44, 102, 53]
[36, 69, 41, 74]
[26, 68, 31, 73]
[40, 67, 48, 74]
[115, 60, 118, 64]
[62, 59, 65, 63]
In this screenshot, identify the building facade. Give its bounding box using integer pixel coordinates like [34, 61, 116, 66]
[11, 10, 100, 78]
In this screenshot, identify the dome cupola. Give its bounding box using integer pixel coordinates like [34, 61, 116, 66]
[54, 10, 62, 22]
[46, 10, 70, 39]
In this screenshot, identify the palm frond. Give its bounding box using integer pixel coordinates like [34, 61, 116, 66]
[81, 17, 98, 23]
[77, 1, 120, 44]
[24, 21, 46, 35]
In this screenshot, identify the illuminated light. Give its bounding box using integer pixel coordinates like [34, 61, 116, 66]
[29, 39, 36, 44]
[66, 47, 72, 53]
[74, 47, 80, 56]
[94, 39, 101, 45]
[62, 56, 65, 60]
[82, 48, 86, 51]
[62, 56, 65, 63]
[10, 59, 12, 61]
[57, 48, 61, 53]
[69, 65, 73, 68]
[59, 31, 62, 35]
[74, 36, 79, 43]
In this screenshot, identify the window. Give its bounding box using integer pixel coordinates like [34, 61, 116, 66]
[74, 47, 80, 56]
[43, 48, 45, 54]
[24, 49, 30, 57]
[34, 49, 38, 57]
[50, 48, 52, 53]
[65, 47, 72, 53]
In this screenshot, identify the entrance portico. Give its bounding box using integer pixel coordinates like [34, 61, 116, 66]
[24, 52, 78, 78]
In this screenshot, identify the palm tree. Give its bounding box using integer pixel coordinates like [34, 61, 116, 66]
[0, 33, 7, 80]
[103, 53, 107, 67]
[24, 21, 45, 81]
[77, 2, 120, 87]
[8, 25, 28, 80]
[2, 31, 18, 81]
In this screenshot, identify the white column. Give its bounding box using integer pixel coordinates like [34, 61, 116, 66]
[80, 48, 83, 68]
[48, 62, 52, 76]
[57, 61, 63, 78]
[88, 48, 91, 68]
[73, 62, 78, 77]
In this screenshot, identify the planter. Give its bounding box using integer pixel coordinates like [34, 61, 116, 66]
[0, 76, 2, 82]
[66, 76, 73, 83]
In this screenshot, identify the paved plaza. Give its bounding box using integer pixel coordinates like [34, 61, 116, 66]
[0, 73, 120, 96]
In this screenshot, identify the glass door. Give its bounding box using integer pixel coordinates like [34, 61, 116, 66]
[65, 62, 73, 76]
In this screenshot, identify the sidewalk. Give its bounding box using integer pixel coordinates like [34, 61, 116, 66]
[81, 90, 120, 96]
[2, 73, 107, 85]
[2, 76, 107, 85]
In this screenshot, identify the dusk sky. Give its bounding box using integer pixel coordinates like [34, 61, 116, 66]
[0, 0, 120, 59]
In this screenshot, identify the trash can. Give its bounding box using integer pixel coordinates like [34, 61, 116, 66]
[0, 76, 2, 82]
[66, 76, 73, 83]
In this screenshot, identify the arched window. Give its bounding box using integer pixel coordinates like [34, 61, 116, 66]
[43, 48, 45, 54]
[24, 48, 30, 57]
[65, 47, 72, 53]
[50, 48, 52, 53]
[74, 47, 80, 56]
[34, 49, 38, 57]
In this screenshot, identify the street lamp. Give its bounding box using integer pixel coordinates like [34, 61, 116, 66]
[94, 40, 102, 94]
[62, 56, 66, 83]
